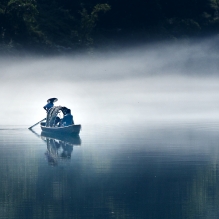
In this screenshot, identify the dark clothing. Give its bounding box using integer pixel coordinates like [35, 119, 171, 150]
[54, 117, 61, 126]
[61, 114, 74, 126]
[43, 102, 54, 112]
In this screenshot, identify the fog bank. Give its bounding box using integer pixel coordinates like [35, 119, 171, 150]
[1, 38, 219, 126]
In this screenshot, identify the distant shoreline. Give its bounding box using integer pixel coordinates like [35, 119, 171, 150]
[0, 31, 217, 56]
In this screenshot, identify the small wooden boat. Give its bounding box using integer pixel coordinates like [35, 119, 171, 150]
[40, 105, 81, 135]
[41, 123, 81, 135]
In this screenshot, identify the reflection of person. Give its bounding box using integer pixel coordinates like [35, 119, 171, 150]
[60, 109, 74, 126]
[45, 139, 60, 166]
[43, 98, 58, 112]
[44, 138, 74, 165]
[60, 142, 73, 159]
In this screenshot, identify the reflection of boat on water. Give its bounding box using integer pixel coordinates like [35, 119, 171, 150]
[41, 132, 81, 166]
[29, 127, 82, 165]
[41, 131, 81, 146]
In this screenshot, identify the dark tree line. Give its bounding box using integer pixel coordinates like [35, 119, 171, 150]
[0, 0, 219, 53]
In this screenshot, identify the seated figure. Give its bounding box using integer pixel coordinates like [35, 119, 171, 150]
[60, 109, 74, 126]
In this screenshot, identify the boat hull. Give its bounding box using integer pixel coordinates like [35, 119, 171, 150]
[41, 124, 81, 135]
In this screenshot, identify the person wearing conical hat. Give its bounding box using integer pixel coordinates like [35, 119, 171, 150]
[43, 98, 58, 112]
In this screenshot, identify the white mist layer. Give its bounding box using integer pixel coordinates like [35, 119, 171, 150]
[1, 38, 219, 126]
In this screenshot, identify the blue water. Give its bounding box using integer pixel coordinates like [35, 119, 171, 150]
[0, 122, 219, 219]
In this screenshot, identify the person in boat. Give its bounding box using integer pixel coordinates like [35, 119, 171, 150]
[43, 98, 58, 112]
[60, 108, 74, 126]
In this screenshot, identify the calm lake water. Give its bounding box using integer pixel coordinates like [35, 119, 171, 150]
[1, 121, 219, 219]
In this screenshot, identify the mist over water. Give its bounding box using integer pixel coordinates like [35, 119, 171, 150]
[1, 37, 219, 126]
[1, 38, 219, 219]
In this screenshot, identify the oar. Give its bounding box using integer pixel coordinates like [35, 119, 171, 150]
[28, 118, 46, 129]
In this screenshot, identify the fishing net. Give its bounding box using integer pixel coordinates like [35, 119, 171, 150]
[46, 106, 63, 127]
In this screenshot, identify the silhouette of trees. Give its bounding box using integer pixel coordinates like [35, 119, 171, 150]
[0, 0, 219, 52]
[0, 0, 39, 44]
